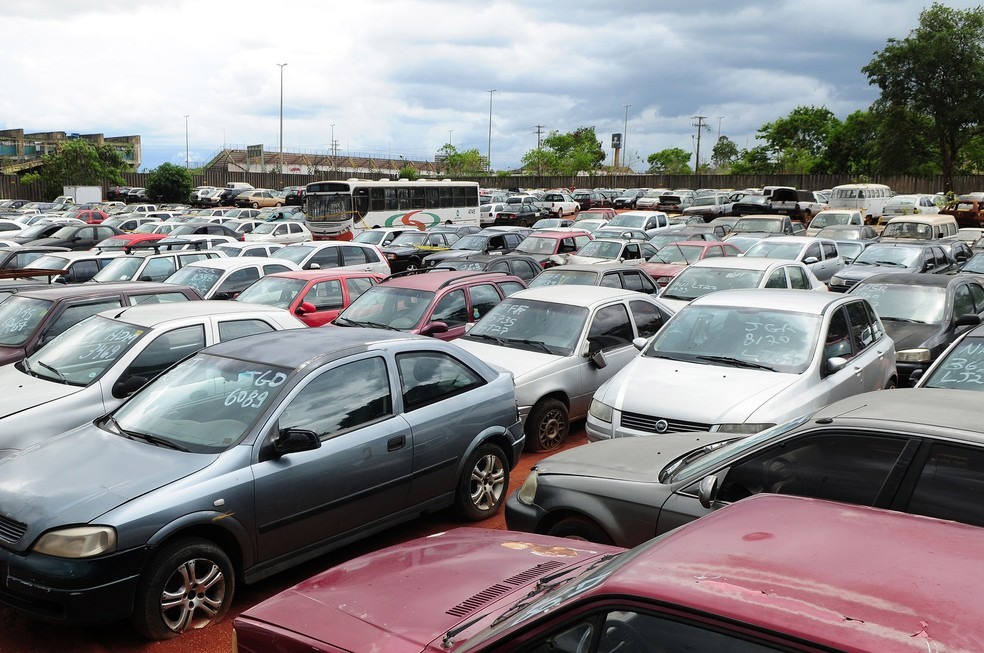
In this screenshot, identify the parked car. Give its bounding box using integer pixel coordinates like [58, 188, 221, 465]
[681, 192, 731, 220]
[93, 232, 168, 253]
[208, 241, 283, 258]
[571, 189, 614, 210]
[91, 250, 222, 283]
[741, 235, 845, 283]
[101, 215, 163, 232]
[236, 494, 984, 652]
[456, 286, 674, 451]
[607, 210, 670, 235]
[434, 253, 542, 283]
[635, 240, 743, 287]
[829, 241, 956, 292]
[352, 226, 414, 247]
[0, 245, 70, 271]
[553, 238, 659, 266]
[848, 273, 984, 384]
[233, 189, 283, 209]
[613, 188, 648, 209]
[334, 270, 526, 340]
[493, 203, 541, 227]
[510, 229, 592, 268]
[882, 193, 942, 218]
[941, 197, 984, 228]
[166, 222, 243, 240]
[163, 257, 300, 299]
[234, 269, 383, 326]
[815, 223, 880, 241]
[914, 321, 984, 389]
[20, 250, 123, 284]
[728, 214, 795, 237]
[729, 194, 774, 216]
[527, 262, 659, 295]
[576, 207, 617, 221]
[0, 328, 524, 638]
[243, 220, 312, 244]
[768, 187, 826, 220]
[20, 224, 123, 250]
[283, 185, 305, 206]
[806, 209, 865, 236]
[534, 191, 580, 217]
[422, 231, 526, 267]
[658, 257, 826, 312]
[272, 241, 390, 275]
[379, 230, 459, 272]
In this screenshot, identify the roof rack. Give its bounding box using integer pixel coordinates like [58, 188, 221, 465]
[0, 268, 68, 282]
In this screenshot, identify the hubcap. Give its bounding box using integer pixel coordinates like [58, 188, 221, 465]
[538, 409, 567, 450]
[470, 454, 506, 512]
[160, 558, 226, 633]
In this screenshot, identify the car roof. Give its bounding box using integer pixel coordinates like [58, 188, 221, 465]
[691, 287, 844, 312]
[262, 269, 383, 281]
[855, 272, 960, 288]
[98, 301, 289, 326]
[749, 236, 832, 245]
[605, 493, 984, 648]
[183, 257, 286, 270]
[33, 251, 121, 262]
[687, 256, 795, 271]
[14, 281, 189, 301]
[379, 270, 514, 290]
[508, 285, 650, 307]
[541, 263, 645, 274]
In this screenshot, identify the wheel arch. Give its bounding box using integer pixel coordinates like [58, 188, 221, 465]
[144, 511, 250, 580]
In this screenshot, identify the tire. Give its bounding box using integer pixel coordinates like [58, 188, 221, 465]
[455, 442, 508, 520]
[130, 538, 235, 640]
[251, 202, 259, 209]
[886, 376, 898, 389]
[547, 516, 615, 545]
[519, 220, 529, 227]
[556, 208, 565, 217]
[406, 257, 421, 271]
[525, 398, 569, 452]
[275, 202, 283, 207]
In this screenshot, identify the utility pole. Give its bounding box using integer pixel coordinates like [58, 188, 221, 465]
[184, 115, 189, 169]
[623, 104, 631, 170]
[692, 115, 708, 175]
[487, 89, 497, 172]
[277, 62, 287, 181]
[534, 124, 544, 177]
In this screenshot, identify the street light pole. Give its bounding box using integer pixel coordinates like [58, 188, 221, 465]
[184, 115, 189, 169]
[277, 62, 287, 180]
[449, 129, 453, 147]
[623, 104, 631, 170]
[487, 89, 497, 172]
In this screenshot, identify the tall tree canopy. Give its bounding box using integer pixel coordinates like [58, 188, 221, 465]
[21, 139, 131, 200]
[146, 162, 193, 203]
[436, 144, 486, 176]
[521, 127, 605, 175]
[863, 2, 984, 189]
[646, 148, 692, 174]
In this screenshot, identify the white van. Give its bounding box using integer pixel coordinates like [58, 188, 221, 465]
[225, 181, 255, 191]
[880, 214, 958, 241]
[828, 183, 893, 221]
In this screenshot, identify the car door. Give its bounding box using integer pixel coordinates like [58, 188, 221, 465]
[846, 299, 894, 392]
[252, 354, 412, 562]
[295, 279, 345, 326]
[573, 302, 638, 418]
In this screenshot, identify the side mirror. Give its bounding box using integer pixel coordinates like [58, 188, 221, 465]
[295, 301, 316, 315]
[112, 375, 148, 399]
[908, 368, 924, 387]
[803, 256, 819, 265]
[273, 428, 321, 456]
[698, 475, 720, 509]
[213, 291, 234, 300]
[826, 356, 849, 374]
[307, 262, 321, 270]
[589, 348, 608, 369]
[632, 336, 648, 351]
[420, 321, 449, 336]
[955, 314, 981, 328]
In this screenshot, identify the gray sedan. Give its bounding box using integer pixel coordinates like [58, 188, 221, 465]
[0, 328, 524, 639]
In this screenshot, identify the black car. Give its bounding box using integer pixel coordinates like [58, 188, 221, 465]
[829, 241, 955, 292]
[8, 222, 70, 244]
[432, 253, 542, 283]
[166, 222, 242, 239]
[283, 186, 306, 206]
[613, 188, 647, 209]
[422, 231, 526, 267]
[379, 230, 460, 272]
[493, 203, 541, 227]
[848, 273, 984, 384]
[25, 225, 124, 250]
[730, 195, 775, 216]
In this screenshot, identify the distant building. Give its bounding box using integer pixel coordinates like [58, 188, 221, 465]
[0, 129, 141, 174]
[205, 148, 443, 178]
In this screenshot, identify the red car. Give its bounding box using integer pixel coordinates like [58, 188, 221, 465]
[64, 208, 108, 224]
[512, 229, 593, 267]
[637, 239, 743, 286]
[234, 493, 984, 652]
[234, 269, 385, 326]
[577, 207, 617, 221]
[93, 232, 168, 253]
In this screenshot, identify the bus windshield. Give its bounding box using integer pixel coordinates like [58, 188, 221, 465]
[306, 192, 352, 221]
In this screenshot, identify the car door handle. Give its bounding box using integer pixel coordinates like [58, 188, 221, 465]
[387, 436, 406, 452]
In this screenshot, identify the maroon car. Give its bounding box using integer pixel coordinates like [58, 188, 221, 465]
[234, 268, 385, 326]
[636, 239, 743, 286]
[234, 493, 984, 651]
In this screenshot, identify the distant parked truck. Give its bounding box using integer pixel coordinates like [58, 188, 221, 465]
[62, 185, 103, 205]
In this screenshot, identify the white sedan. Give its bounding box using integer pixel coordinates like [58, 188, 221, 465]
[244, 220, 313, 244]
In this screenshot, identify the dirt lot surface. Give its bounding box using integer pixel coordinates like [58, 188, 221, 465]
[1, 427, 589, 653]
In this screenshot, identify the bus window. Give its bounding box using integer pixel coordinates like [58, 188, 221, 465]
[440, 187, 453, 208]
[369, 188, 386, 212]
[411, 187, 426, 209]
[397, 187, 411, 210]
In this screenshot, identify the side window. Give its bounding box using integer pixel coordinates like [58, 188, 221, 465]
[822, 243, 838, 259]
[845, 300, 875, 351]
[43, 299, 123, 343]
[953, 284, 975, 318]
[587, 303, 633, 352]
[68, 260, 100, 283]
[488, 260, 510, 273]
[142, 258, 177, 281]
[309, 249, 339, 269]
[703, 246, 723, 258]
[969, 282, 984, 312]
[340, 245, 370, 266]
[512, 260, 539, 281]
[397, 351, 485, 411]
[278, 357, 392, 438]
[786, 265, 810, 290]
[623, 244, 641, 260]
[621, 271, 645, 292]
[803, 243, 821, 261]
[431, 289, 468, 327]
[218, 319, 277, 341]
[719, 433, 907, 505]
[129, 292, 192, 305]
[599, 273, 622, 288]
[824, 308, 854, 360]
[345, 276, 376, 300]
[218, 268, 260, 295]
[302, 280, 344, 310]
[907, 443, 984, 527]
[499, 281, 525, 296]
[468, 284, 502, 321]
[630, 300, 665, 338]
[122, 325, 206, 386]
[764, 268, 787, 288]
[263, 264, 293, 275]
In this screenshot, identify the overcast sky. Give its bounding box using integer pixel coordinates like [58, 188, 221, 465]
[2, 1, 977, 172]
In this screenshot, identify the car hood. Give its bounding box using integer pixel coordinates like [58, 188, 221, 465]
[534, 432, 731, 483]
[596, 357, 798, 424]
[565, 254, 614, 265]
[838, 264, 912, 280]
[880, 321, 939, 351]
[639, 262, 686, 278]
[0, 425, 217, 551]
[455, 339, 563, 379]
[0, 365, 80, 419]
[236, 528, 622, 652]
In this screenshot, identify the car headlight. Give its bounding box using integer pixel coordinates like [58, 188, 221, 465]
[588, 398, 613, 423]
[517, 470, 538, 504]
[33, 526, 117, 558]
[713, 423, 775, 434]
[386, 253, 396, 260]
[830, 276, 844, 286]
[896, 348, 932, 362]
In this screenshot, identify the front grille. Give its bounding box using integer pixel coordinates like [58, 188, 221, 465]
[0, 514, 27, 544]
[620, 411, 711, 434]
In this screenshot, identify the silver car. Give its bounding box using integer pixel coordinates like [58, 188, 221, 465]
[0, 301, 306, 456]
[455, 285, 674, 452]
[0, 328, 523, 639]
[741, 235, 846, 283]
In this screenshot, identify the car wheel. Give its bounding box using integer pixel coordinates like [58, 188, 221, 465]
[406, 257, 421, 270]
[275, 202, 283, 207]
[548, 516, 615, 545]
[886, 376, 898, 389]
[251, 202, 259, 209]
[557, 208, 565, 217]
[519, 220, 529, 227]
[456, 442, 508, 520]
[525, 398, 568, 452]
[130, 537, 234, 640]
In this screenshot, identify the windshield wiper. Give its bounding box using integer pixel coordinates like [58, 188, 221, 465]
[37, 359, 68, 384]
[874, 260, 906, 267]
[518, 338, 553, 354]
[334, 317, 400, 330]
[118, 426, 189, 452]
[882, 316, 926, 323]
[20, 357, 38, 378]
[465, 333, 507, 346]
[659, 440, 737, 483]
[696, 355, 776, 371]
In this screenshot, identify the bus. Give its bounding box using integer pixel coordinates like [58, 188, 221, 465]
[828, 183, 893, 223]
[303, 178, 480, 240]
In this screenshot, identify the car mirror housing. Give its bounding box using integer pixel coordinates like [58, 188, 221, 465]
[803, 256, 819, 265]
[826, 356, 849, 374]
[113, 375, 149, 399]
[908, 368, 925, 387]
[632, 337, 648, 351]
[295, 302, 316, 315]
[273, 429, 321, 456]
[698, 474, 719, 509]
[421, 321, 449, 336]
[589, 349, 608, 369]
[954, 314, 981, 328]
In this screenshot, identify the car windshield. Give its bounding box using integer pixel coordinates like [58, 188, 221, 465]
[354, 231, 386, 245]
[250, 223, 278, 235]
[49, 226, 81, 238]
[645, 305, 820, 374]
[690, 196, 717, 207]
[743, 241, 804, 260]
[24, 254, 70, 270]
[732, 218, 782, 234]
[111, 353, 293, 453]
[609, 215, 647, 228]
[836, 242, 865, 260]
[575, 241, 621, 259]
[464, 298, 587, 355]
[648, 234, 688, 249]
[923, 337, 984, 390]
[235, 276, 306, 309]
[810, 213, 853, 229]
[335, 286, 434, 330]
[273, 245, 317, 265]
[17, 224, 54, 239]
[0, 296, 53, 346]
[650, 244, 703, 264]
[881, 221, 935, 239]
[661, 266, 765, 301]
[851, 283, 946, 324]
[23, 315, 145, 386]
[852, 246, 921, 268]
[165, 265, 223, 296]
[962, 253, 984, 274]
[516, 236, 558, 255]
[92, 256, 145, 281]
[452, 236, 489, 251]
[528, 269, 598, 288]
[390, 232, 429, 247]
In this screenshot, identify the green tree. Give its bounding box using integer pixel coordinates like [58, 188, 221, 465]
[20, 139, 131, 200]
[757, 106, 839, 172]
[437, 144, 486, 176]
[145, 163, 193, 203]
[520, 127, 605, 175]
[862, 2, 984, 190]
[730, 146, 776, 175]
[710, 136, 739, 171]
[398, 165, 420, 180]
[646, 148, 692, 174]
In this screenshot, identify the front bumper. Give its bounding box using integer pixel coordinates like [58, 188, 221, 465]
[504, 491, 547, 533]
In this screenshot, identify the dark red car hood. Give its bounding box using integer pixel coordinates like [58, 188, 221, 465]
[236, 528, 622, 652]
